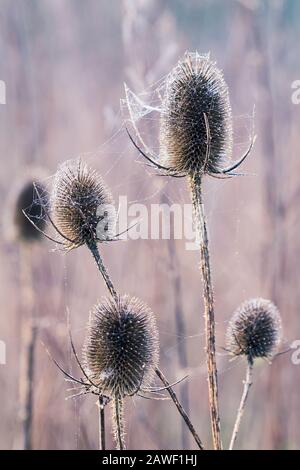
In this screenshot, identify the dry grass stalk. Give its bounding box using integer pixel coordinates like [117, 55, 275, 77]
[155, 368, 204, 450]
[190, 174, 221, 449]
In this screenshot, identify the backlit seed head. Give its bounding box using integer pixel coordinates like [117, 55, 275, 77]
[82, 295, 159, 398]
[226, 298, 282, 364]
[160, 51, 232, 175]
[6, 169, 47, 243]
[51, 159, 116, 249]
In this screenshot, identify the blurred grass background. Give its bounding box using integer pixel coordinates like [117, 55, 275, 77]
[0, 0, 299, 450]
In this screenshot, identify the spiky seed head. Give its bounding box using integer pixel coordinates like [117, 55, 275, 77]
[5, 169, 48, 243]
[160, 51, 232, 175]
[51, 159, 116, 249]
[226, 298, 282, 364]
[82, 295, 159, 398]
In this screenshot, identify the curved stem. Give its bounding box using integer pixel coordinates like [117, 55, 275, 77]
[98, 396, 106, 450]
[190, 175, 222, 450]
[87, 241, 118, 302]
[155, 368, 204, 450]
[112, 396, 125, 450]
[229, 361, 253, 450]
[87, 240, 127, 450]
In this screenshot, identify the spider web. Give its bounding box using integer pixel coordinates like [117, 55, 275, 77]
[23, 50, 256, 253]
[121, 51, 256, 176]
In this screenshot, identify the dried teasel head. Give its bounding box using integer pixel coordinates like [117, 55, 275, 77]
[82, 295, 159, 398]
[159, 52, 233, 176]
[5, 169, 48, 243]
[226, 298, 282, 364]
[126, 51, 254, 178]
[50, 159, 116, 250]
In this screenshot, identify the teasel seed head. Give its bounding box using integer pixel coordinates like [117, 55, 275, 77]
[160, 51, 232, 176]
[6, 169, 48, 243]
[51, 159, 116, 249]
[82, 295, 159, 398]
[226, 298, 282, 364]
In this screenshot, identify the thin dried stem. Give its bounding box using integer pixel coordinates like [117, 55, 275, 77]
[17, 246, 37, 450]
[87, 240, 127, 450]
[190, 174, 222, 450]
[112, 396, 125, 450]
[229, 361, 253, 450]
[23, 321, 37, 450]
[87, 240, 118, 302]
[155, 368, 204, 450]
[98, 396, 106, 450]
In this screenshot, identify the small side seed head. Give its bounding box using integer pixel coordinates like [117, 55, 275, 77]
[6, 170, 48, 243]
[160, 51, 232, 175]
[51, 159, 116, 249]
[82, 295, 159, 398]
[226, 298, 282, 364]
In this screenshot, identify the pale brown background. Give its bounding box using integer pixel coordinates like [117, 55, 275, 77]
[0, 0, 299, 450]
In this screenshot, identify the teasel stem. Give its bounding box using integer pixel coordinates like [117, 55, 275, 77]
[98, 396, 106, 450]
[112, 396, 125, 450]
[190, 174, 222, 450]
[87, 240, 118, 302]
[229, 360, 253, 450]
[87, 241, 125, 450]
[155, 368, 204, 450]
[18, 246, 37, 450]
